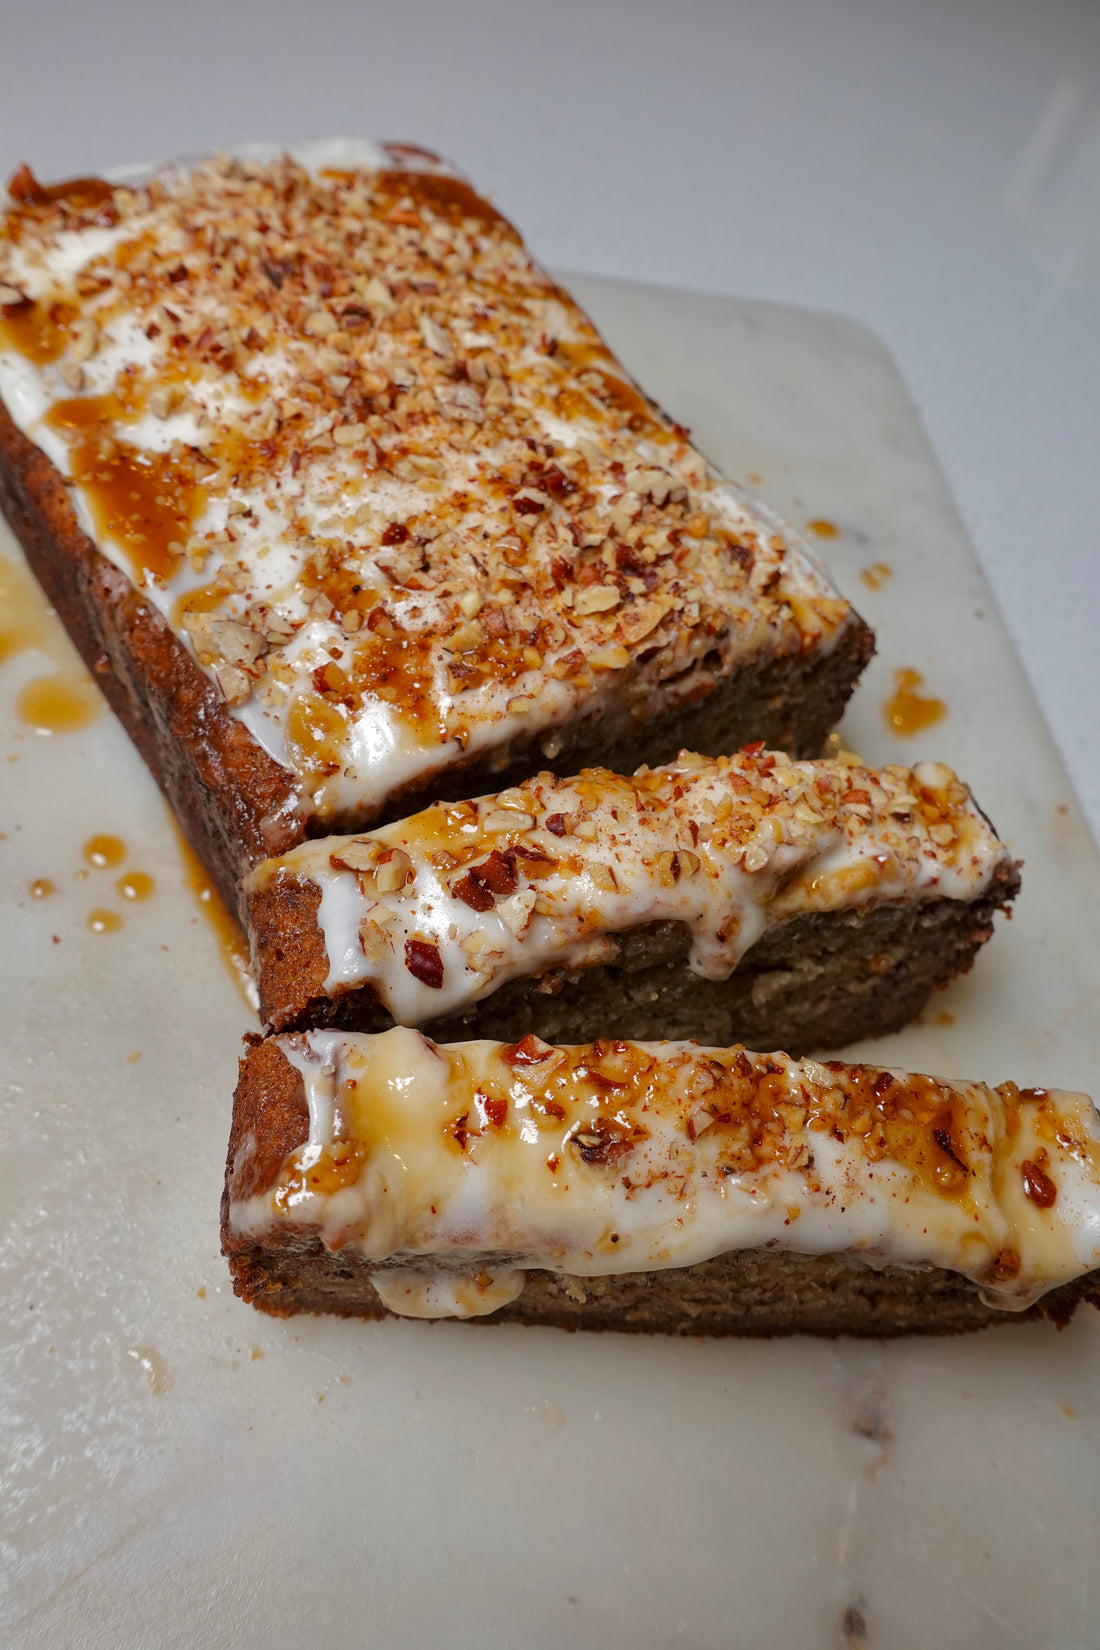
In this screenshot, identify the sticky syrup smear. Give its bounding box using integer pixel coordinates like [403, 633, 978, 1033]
[860, 562, 893, 591]
[0, 549, 101, 734]
[807, 518, 839, 539]
[884, 668, 947, 736]
[126, 1345, 173, 1396]
[169, 819, 254, 1005]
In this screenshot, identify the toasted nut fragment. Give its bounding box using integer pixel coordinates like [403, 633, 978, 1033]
[574, 585, 620, 616]
[333, 422, 368, 446]
[588, 644, 630, 671]
[304, 310, 337, 337]
[686, 1106, 715, 1140]
[358, 917, 395, 963]
[742, 840, 772, 873]
[457, 589, 482, 618]
[148, 383, 176, 419]
[374, 848, 413, 893]
[213, 663, 251, 705]
[69, 316, 98, 362]
[503, 1034, 561, 1066]
[497, 888, 537, 937]
[363, 275, 396, 312]
[405, 936, 444, 988]
[418, 314, 452, 356]
[482, 808, 535, 833]
[589, 862, 618, 892]
[330, 839, 383, 874]
[928, 823, 956, 847]
[448, 620, 484, 653]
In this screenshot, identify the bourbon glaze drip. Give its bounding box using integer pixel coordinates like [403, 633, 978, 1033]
[170, 820, 254, 1004]
[45, 397, 203, 585]
[884, 668, 947, 737]
[6, 167, 115, 211]
[372, 171, 514, 234]
[0, 297, 78, 365]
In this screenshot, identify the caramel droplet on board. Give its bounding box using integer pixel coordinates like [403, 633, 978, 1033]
[126, 1344, 173, 1396]
[17, 672, 100, 734]
[117, 870, 155, 901]
[87, 908, 122, 934]
[860, 562, 893, 591]
[883, 668, 947, 736]
[807, 518, 838, 538]
[30, 878, 56, 899]
[1, 550, 102, 733]
[84, 833, 126, 869]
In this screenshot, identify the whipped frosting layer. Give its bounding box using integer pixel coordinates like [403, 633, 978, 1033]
[0, 142, 858, 827]
[227, 1027, 1100, 1318]
[246, 748, 1009, 1028]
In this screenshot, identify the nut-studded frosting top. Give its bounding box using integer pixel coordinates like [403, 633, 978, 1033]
[246, 748, 1010, 1029]
[0, 140, 857, 824]
[227, 1028, 1100, 1318]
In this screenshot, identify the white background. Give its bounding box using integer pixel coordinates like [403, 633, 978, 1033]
[2, 0, 1098, 837]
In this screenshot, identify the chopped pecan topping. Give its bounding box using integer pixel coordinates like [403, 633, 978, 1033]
[502, 1034, 559, 1065]
[405, 936, 444, 988]
[1021, 1158, 1057, 1208]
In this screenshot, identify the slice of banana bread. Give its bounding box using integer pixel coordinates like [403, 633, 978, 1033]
[245, 748, 1019, 1055]
[222, 1028, 1100, 1336]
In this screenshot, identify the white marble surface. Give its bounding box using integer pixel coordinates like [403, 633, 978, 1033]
[0, 0, 1097, 842]
[2, 280, 1099, 1650]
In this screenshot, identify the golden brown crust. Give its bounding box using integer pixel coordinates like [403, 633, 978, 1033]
[223, 1035, 310, 1208]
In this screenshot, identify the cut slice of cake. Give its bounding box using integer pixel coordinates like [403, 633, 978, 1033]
[0, 142, 872, 922]
[222, 1027, 1100, 1336]
[245, 748, 1019, 1055]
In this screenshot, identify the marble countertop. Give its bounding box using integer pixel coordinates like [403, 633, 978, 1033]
[1, 0, 1097, 840]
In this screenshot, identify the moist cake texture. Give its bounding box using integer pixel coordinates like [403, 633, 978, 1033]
[222, 1028, 1100, 1334]
[245, 747, 1018, 1051]
[0, 141, 872, 913]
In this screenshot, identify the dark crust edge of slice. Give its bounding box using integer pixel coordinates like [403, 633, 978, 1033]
[0, 397, 304, 920]
[219, 1028, 1098, 1339]
[245, 859, 1021, 1057]
[0, 393, 873, 926]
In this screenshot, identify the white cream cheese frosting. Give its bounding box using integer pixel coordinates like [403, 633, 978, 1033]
[245, 748, 1009, 1028]
[0, 143, 860, 827]
[226, 1026, 1100, 1319]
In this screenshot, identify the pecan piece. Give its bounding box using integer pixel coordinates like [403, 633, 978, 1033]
[405, 937, 444, 989]
[1021, 1159, 1057, 1208]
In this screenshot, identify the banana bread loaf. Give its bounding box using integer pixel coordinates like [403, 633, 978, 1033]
[0, 142, 872, 922]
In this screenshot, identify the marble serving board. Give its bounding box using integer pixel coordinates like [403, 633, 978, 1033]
[2, 279, 1098, 1650]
